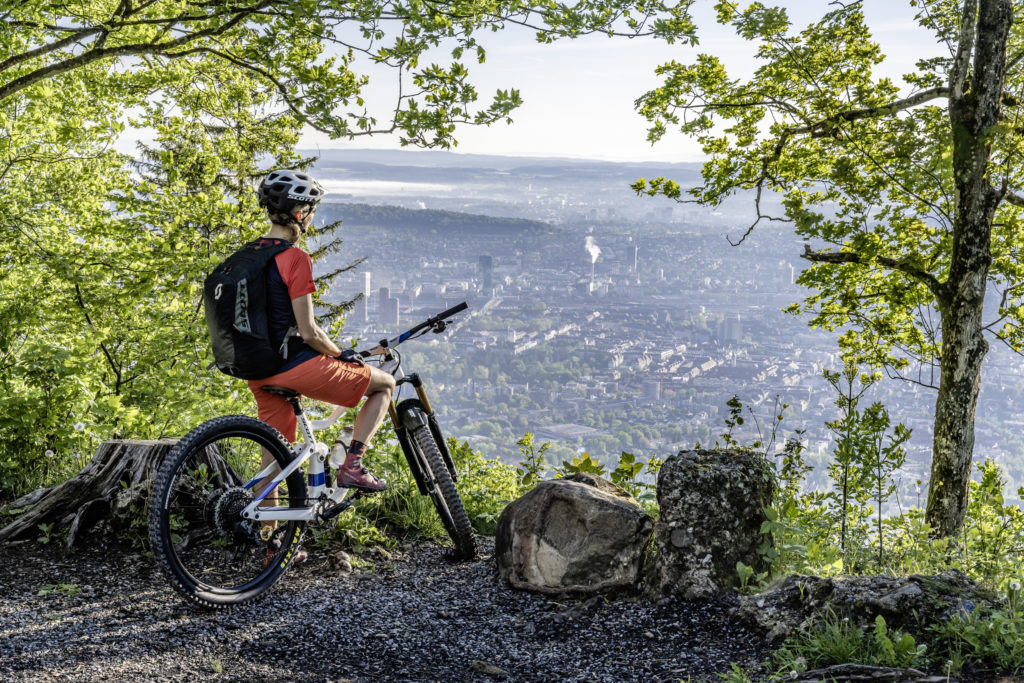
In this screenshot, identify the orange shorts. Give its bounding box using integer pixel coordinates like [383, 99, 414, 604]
[248, 355, 372, 442]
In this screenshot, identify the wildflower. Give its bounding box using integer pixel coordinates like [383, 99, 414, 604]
[44, 449, 55, 458]
[73, 422, 86, 432]
[1010, 580, 1021, 592]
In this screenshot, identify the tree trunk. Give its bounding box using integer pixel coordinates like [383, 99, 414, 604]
[925, 0, 1011, 537]
[0, 439, 238, 549]
[927, 299, 988, 536]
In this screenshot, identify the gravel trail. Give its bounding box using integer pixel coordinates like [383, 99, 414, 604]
[0, 538, 768, 682]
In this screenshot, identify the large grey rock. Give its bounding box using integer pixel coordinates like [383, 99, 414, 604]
[737, 570, 994, 643]
[647, 449, 774, 599]
[495, 474, 653, 594]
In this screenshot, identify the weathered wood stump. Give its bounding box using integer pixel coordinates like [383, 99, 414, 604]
[0, 439, 238, 549]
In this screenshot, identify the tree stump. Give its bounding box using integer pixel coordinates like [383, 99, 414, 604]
[0, 439, 239, 549]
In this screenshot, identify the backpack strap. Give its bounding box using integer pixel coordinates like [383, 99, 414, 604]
[279, 325, 302, 358]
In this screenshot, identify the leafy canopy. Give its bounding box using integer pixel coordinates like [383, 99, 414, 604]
[633, 0, 1024, 383]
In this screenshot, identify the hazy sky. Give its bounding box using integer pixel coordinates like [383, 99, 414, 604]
[302, 1, 949, 163]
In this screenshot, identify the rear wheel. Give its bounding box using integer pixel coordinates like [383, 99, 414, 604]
[411, 422, 476, 559]
[148, 415, 307, 609]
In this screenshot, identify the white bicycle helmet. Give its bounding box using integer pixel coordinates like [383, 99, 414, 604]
[258, 169, 326, 214]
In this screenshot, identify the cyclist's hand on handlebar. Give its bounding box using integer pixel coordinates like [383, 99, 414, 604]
[336, 349, 366, 367]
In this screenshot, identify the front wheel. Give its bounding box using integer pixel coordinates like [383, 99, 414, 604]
[411, 424, 476, 559]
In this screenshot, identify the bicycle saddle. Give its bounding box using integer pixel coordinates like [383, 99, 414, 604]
[260, 385, 300, 399]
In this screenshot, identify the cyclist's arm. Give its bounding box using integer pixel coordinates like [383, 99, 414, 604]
[291, 293, 342, 357]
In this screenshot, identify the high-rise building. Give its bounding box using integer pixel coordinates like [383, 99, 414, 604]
[723, 314, 743, 344]
[382, 294, 400, 326]
[478, 255, 493, 293]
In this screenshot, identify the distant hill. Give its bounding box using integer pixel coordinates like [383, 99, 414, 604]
[301, 148, 704, 186]
[302, 147, 703, 174]
[318, 202, 554, 234]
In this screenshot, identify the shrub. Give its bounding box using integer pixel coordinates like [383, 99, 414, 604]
[773, 611, 926, 675]
[357, 439, 446, 542]
[929, 580, 1024, 674]
[515, 432, 549, 494]
[447, 438, 519, 534]
[308, 510, 395, 554]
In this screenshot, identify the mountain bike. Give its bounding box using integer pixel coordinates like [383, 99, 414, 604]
[148, 302, 474, 609]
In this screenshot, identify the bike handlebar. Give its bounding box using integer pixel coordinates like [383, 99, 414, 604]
[359, 301, 469, 357]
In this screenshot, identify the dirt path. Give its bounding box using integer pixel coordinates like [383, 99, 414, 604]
[0, 538, 768, 682]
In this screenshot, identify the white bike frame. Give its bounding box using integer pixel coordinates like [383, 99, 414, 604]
[238, 404, 345, 523]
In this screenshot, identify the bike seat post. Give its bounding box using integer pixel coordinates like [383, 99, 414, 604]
[287, 396, 302, 416]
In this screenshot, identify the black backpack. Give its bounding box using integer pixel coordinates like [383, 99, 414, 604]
[203, 240, 291, 379]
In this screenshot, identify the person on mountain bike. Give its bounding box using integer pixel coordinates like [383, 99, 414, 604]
[250, 168, 393, 493]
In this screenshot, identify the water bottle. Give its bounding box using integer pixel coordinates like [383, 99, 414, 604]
[328, 426, 354, 469]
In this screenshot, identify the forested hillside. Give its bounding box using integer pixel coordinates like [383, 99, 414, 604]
[319, 203, 554, 234]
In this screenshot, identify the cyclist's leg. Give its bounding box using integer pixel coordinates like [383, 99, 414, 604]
[247, 356, 384, 490]
[300, 363, 392, 490]
[352, 366, 396, 444]
[247, 386, 298, 516]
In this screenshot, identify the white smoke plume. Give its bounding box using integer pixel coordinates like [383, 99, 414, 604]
[584, 236, 601, 264]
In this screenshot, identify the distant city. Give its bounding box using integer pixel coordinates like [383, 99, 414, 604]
[305, 149, 1024, 504]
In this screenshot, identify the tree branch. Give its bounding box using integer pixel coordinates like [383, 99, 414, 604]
[0, 2, 271, 103]
[1003, 189, 1024, 207]
[949, 0, 977, 100]
[883, 365, 939, 391]
[74, 284, 122, 391]
[785, 87, 951, 139]
[727, 182, 792, 246]
[801, 244, 947, 301]
[0, 27, 103, 74]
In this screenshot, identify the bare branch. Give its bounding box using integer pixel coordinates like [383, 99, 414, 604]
[1003, 189, 1024, 207]
[883, 365, 940, 390]
[991, 328, 1024, 357]
[727, 183, 792, 246]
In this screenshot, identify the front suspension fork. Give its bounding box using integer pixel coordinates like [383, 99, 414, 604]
[390, 374, 458, 494]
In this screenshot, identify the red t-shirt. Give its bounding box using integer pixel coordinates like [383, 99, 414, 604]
[273, 248, 316, 300]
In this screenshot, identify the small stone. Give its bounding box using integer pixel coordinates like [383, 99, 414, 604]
[469, 660, 508, 677]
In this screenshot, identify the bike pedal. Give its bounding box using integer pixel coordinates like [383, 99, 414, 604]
[318, 497, 355, 523]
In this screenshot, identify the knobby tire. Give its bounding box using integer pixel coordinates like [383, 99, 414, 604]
[411, 423, 476, 559]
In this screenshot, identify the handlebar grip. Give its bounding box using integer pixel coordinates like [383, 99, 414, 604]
[435, 301, 469, 321]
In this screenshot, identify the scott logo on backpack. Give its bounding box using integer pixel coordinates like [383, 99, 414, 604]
[203, 241, 290, 379]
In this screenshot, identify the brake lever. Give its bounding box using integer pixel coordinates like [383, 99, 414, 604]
[432, 320, 447, 333]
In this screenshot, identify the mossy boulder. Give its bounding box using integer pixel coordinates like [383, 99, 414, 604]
[646, 448, 775, 599]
